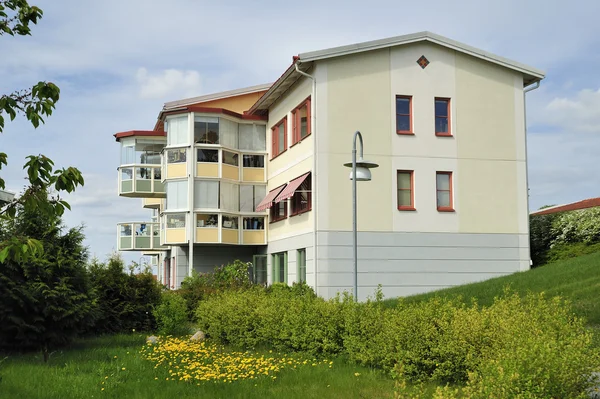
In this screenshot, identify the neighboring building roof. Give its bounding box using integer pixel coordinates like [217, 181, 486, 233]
[114, 130, 166, 142]
[249, 31, 546, 114]
[162, 83, 272, 111]
[530, 197, 600, 216]
[161, 106, 267, 121]
[0, 189, 15, 205]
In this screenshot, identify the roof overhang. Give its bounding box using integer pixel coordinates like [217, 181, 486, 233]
[161, 106, 268, 121]
[114, 130, 166, 142]
[163, 82, 272, 111]
[249, 31, 546, 115]
[530, 197, 600, 216]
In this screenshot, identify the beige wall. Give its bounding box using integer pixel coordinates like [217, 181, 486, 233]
[192, 91, 268, 114]
[196, 163, 219, 178]
[266, 76, 314, 241]
[315, 43, 527, 235]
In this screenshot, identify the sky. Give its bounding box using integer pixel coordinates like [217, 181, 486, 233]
[1, 0, 599, 267]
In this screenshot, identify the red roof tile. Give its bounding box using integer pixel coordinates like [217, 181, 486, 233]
[530, 197, 600, 216]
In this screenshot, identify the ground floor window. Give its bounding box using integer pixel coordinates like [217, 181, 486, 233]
[297, 249, 306, 283]
[252, 255, 267, 285]
[272, 252, 287, 284]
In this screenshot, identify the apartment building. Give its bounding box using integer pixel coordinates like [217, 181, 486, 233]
[115, 31, 545, 300]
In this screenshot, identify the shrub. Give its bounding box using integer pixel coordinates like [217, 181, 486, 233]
[178, 259, 252, 320]
[153, 292, 190, 336]
[546, 241, 600, 263]
[88, 254, 161, 334]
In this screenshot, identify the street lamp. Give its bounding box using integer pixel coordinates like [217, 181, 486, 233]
[343, 131, 379, 301]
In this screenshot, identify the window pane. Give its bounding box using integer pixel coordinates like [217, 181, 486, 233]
[437, 191, 451, 208]
[243, 217, 264, 230]
[194, 181, 219, 209]
[299, 105, 308, 138]
[435, 100, 449, 117]
[167, 116, 188, 146]
[121, 146, 134, 164]
[197, 149, 218, 162]
[222, 215, 238, 229]
[239, 185, 254, 212]
[396, 115, 411, 132]
[121, 168, 133, 180]
[219, 118, 238, 148]
[396, 97, 410, 115]
[397, 172, 411, 189]
[435, 117, 449, 133]
[243, 155, 264, 168]
[220, 182, 239, 211]
[278, 123, 285, 153]
[167, 214, 186, 228]
[166, 181, 187, 209]
[254, 186, 266, 211]
[197, 213, 218, 227]
[223, 151, 239, 166]
[167, 149, 186, 163]
[194, 116, 219, 144]
[398, 190, 412, 207]
[120, 224, 132, 236]
[436, 173, 450, 190]
[254, 256, 267, 284]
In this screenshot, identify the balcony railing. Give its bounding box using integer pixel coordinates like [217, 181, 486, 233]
[118, 165, 165, 198]
[118, 222, 166, 251]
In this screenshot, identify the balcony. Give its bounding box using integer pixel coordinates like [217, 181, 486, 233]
[118, 165, 165, 198]
[143, 198, 163, 209]
[118, 222, 166, 251]
[194, 214, 266, 245]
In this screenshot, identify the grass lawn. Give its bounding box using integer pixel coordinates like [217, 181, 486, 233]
[0, 334, 397, 399]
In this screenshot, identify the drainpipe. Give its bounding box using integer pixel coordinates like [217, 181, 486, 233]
[294, 62, 318, 296]
[523, 80, 540, 269]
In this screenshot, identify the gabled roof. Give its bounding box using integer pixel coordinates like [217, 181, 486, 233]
[163, 83, 272, 111]
[249, 31, 546, 114]
[530, 197, 600, 216]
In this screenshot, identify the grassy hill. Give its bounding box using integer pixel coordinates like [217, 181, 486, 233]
[384, 251, 600, 329]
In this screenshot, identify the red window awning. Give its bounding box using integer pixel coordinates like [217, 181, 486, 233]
[255, 185, 286, 212]
[274, 172, 310, 203]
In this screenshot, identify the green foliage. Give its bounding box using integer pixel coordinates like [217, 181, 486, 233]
[153, 292, 190, 336]
[0, 1, 84, 265]
[88, 254, 161, 335]
[530, 207, 600, 266]
[178, 259, 252, 319]
[0, 198, 96, 361]
[546, 241, 600, 263]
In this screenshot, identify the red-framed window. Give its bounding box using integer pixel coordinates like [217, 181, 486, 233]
[291, 173, 312, 215]
[270, 200, 287, 223]
[396, 95, 413, 134]
[436, 171, 454, 211]
[435, 98, 451, 136]
[397, 170, 415, 211]
[292, 97, 311, 145]
[271, 117, 287, 159]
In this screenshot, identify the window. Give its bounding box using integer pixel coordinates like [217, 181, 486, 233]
[252, 255, 267, 285]
[292, 97, 311, 144]
[291, 173, 311, 215]
[167, 148, 186, 163]
[397, 170, 415, 210]
[297, 249, 306, 283]
[166, 213, 186, 228]
[243, 155, 264, 168]
[121, 168, 133, 181]
[272, 252, 287, 284]
[436, 172, 454, 211]
[240, 185, 266, 212]
[270, 201, 287, 223]
[194, 116, 219, 144]
[220, 182, 239, 212]
[222, 215, 239, 229]
[120, 224, 132, 236]
[166, 181, 188, 210]
[166, 116, 189, 146]
[223, 151, 239, 166]
[197, 213, 218, 228]
[243, 217, 265, 230]
[239, 124, 266, 151]
[197, 149, 218, 162]
[435, 98, 451, 136]
[271, 117, 287, 158]
[194, 181, 219, 209]
[396, 96, 412, 134]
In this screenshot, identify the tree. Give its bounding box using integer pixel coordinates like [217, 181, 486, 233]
[0, 192, 97, 361]
[0, 1, 84, 263]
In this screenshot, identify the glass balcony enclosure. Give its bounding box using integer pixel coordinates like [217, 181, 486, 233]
[118, 137, 166, 198]
[118, 222, 165, 251]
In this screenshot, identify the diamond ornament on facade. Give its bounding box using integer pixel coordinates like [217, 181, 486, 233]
[417, 55, 430, 69]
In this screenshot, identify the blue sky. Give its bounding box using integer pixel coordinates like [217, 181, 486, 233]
[1, 0, 598, 266]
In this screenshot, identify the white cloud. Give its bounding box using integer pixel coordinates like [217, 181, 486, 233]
[135, 68, 203, 100]
[546, 88, 600, 133]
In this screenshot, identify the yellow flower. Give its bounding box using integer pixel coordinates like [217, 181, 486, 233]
[121, 367, 126, 371]
[354, 372, 361, 377]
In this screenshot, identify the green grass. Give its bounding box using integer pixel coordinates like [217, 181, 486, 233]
[384, 250, 600, 328]
[0, 334, 396, 399]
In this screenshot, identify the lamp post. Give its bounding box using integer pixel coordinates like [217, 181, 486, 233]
[343, 131, 379, 301]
